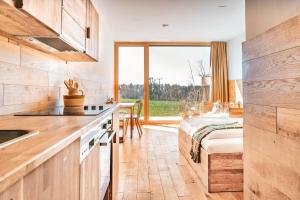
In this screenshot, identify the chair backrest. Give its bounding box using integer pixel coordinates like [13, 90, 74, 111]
[135, 100, 143, 119]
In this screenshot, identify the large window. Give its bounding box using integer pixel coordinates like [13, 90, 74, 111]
[149, 46, 211, 120]
[115, 42, 211, 123]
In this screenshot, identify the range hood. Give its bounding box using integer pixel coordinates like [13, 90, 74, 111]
[17, 36, 83, 53]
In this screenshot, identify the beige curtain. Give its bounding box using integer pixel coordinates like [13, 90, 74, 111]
[210, 42, 229, 103]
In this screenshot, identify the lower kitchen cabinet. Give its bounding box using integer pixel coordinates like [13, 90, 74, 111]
[23, 139, 80, 200]
[80, 145, 100, 200]
[0, 180, 23, 200]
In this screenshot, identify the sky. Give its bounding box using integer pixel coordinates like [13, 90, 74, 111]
[119, 46, 211, 86]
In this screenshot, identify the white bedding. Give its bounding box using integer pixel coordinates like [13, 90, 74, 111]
[201, 138, 243, 154]
[179, 113, 243, 154]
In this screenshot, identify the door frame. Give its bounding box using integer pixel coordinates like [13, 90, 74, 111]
[114, 41, 211, 124]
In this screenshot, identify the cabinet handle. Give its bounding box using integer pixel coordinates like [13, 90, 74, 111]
[86, 27, 91, 39]
[14, 0, 23, 8]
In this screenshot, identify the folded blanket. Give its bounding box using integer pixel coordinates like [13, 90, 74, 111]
[190, 122, 243, 163]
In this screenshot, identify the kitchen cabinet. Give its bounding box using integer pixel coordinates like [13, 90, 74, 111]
[23, 139, 80, 200]
[0, 0, 57, 37]
[63, 0, 87, 29]
[86, 0, 99, 60]
[21, 0, 62, 34]
[80, 145, 100, 200]
[0, 180, 22, 200]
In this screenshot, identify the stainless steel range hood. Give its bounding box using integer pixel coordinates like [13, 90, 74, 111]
[35, 37, 78, 52]
[17, 36, 82, 52]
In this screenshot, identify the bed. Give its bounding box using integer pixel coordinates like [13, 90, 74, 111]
[178, 113, 243, 193]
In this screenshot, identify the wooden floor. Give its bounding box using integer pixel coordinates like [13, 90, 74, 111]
[116, 125, 243, 200]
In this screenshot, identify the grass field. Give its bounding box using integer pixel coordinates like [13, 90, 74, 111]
[121, 99, 181, 117]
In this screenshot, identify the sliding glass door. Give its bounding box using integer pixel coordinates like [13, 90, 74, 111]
[149, 46, 211, 121]
[115, 42, 211, 123]
[118, 46, 145, 118]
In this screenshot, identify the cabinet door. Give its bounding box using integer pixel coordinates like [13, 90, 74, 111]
[63, 0, 87, 29]
[23, 140, 80, 200]
[0, 180, 23, 200]
[22, 0, 62, 34]
[61, 9, 86, 52]
[86, 0, 99, 61]
[80, 145, 100, 200]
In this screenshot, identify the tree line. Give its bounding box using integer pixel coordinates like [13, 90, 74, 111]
[119, 82, 210, 102]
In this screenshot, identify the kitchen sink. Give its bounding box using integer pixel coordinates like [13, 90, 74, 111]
[0, 130, 39, 148]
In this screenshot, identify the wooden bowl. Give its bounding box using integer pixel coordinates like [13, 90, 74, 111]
[63, 95, 85, 107]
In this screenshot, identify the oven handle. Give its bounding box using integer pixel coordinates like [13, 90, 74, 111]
[99, 130, 116, 146]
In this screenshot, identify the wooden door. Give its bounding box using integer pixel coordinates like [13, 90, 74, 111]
[22, 0, 62, 34]
[63, 0, 87, 29]
[0, 180, 23, 200]
[80, 145, 100, 200]
[23, 140, 80, 200]
[86, 0, 99, 60]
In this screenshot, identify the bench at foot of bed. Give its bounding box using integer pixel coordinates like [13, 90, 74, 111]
[178, 128, 243, 193]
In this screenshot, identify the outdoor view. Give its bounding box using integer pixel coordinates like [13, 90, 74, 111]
[118, 46, 211, 120]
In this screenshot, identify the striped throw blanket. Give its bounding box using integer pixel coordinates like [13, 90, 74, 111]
[190, 122, 243, 163]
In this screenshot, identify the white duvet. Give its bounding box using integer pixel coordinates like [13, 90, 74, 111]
[180, 113, 243, 154]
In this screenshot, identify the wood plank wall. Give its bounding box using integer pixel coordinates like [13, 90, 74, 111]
[0, 35, 113, 115]
[243, 15, 300, 200]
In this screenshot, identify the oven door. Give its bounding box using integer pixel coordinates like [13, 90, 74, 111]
[99, 130, 115, 200]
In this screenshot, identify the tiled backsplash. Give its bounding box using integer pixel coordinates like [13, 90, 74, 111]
[0, 36, 113, 115]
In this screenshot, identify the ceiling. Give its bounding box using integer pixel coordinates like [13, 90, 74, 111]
[96, 0, 245, 42]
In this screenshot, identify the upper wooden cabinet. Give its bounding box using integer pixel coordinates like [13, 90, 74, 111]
[0, 0, 57, 37]
[86, 0, 99, 60]
[0, 0, 99, 62]
[63, 0, 87, 29]
[21, 0, 62, 34]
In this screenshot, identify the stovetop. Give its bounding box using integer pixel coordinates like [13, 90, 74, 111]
[15, 105, 112, 116]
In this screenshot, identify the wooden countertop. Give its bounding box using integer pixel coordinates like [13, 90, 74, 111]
[0, 104, 120, 193]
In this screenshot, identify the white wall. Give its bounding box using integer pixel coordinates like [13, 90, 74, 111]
[246, 0, 300, 39]
[227, 33, 245, 80]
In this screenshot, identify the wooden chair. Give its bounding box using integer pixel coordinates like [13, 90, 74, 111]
[123, 100, 143, 138]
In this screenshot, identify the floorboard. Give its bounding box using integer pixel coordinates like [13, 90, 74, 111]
[117, 125, 243, 200]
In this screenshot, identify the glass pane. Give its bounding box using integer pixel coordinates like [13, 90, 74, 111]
[149, 46, 211, 120]
[118, 47, 144, 118]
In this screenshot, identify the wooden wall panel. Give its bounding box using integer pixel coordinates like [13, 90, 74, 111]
[243, 14, 300, 200]
[243, 46, 300, 82]
[244, 104, 276, 133]
[277, 108, 300, 141]
[243, 78, 300, 109]
[243, 15, 300, 61]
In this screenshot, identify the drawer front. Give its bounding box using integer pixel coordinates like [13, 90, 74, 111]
[62, 9, 86, 52]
